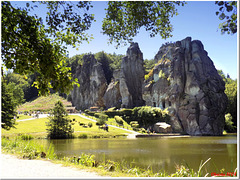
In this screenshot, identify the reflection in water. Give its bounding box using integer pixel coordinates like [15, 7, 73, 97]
[36, 136, 237, 173]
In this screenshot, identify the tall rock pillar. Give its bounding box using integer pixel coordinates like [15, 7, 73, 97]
[120, 42, 145, 108]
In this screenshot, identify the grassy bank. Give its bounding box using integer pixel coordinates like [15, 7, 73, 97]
[1, 115, 129, 139]
[17, 94, 72, 112]
[1, 136, 237, 177]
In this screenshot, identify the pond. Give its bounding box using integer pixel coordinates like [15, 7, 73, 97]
[36, 135, 237, 174]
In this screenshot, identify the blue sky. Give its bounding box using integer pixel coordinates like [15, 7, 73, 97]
[12, 1, 238, 79]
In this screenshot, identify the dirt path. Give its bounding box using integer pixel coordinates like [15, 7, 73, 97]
[1, 154, 103, 178]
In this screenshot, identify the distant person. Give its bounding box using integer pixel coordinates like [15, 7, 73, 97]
[105, 123, 108, 132]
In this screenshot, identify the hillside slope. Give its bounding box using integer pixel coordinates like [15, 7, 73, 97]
[17, 94, 72, 112]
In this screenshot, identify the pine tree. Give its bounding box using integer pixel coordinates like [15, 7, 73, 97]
[46, 101, 74, 139]
[1, 80, 17, 130]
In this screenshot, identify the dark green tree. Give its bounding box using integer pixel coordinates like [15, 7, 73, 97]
[144, 59, 155, 74]
[4, 72, 27, 106]
[215, 1, 237, 34]
[46, 101, 74, 139]
[1, 80, 17, 130]
[102, 1, 185, 47]
[95, 51, 113, 84]
[218, 70, 237, 128]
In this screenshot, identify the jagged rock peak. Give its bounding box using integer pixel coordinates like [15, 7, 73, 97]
[126, 42, 142, 56]
[143, 37, 227, 136]
[119, 42, 145, 108]
[71, 54, 107, 110]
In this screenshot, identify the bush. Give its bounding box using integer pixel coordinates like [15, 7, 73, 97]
[119, 109, 133, 116]
[130, 121, 138, 125]
[104, 110, 120, 118]
[131, 123, 139, 128]
[94, 113, 108, 121]
[20, 134, 34, 140]
[88, 122, 93, 128]
[79, 122, 85, 126]
[225, 113, 236, 132]
[107, 107, 117, 111]
[84, 109, 95, 116]
[96, 119, 106, 126]
[78, 133, 88, 139]
[114, 116, 124, 125]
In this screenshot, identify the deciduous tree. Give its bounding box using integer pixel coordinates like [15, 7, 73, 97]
[102, 1, 185, 47]
[215, 1, 237, 34]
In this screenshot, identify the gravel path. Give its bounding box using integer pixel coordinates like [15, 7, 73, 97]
[1, 154, 103, 178]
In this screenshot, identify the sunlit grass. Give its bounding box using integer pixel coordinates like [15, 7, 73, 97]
[1, 115, 132, 138]
[17, 93, 72, 112]
[16, 114, 32, 120]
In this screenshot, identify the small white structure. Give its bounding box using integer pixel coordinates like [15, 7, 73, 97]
[153, 122, 172, 133]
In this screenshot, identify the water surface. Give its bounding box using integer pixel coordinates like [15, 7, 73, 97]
[36, 135, 237, 174]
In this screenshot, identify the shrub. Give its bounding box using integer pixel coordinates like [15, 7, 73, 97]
[88, 122, 93, 128]
[119, 109, 133, 116]
[96, 119, 106, 126]
[104, 110, 120, 118]
[107, 107, 117, 111]
[225, 113, 236, 132]
[131, 123, 139, 128]
[114, 116, 124, 125]
[144, 74, 150, 80]
[20, 134, 34, 140]
[94, 113, 108, 121]
[159, 70, 166, 79]
[84, 109, 95, 116]
[78, 133, 88, 139]
[130, 121, 138, 125]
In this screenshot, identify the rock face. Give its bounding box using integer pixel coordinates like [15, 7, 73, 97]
[119, 42, 145, 108]
[103, 70, 122, 109]
[103, 43, 145, 108]
[71, 54, 107, 110]
[71, 37, 227, 136]
[143, 37, 227, 135]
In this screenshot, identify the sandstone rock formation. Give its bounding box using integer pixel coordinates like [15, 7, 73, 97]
[103, 43, 145, 108]
[103, 70, 122, 109]
[70, 37, 227, 136]
[153, 122, 172, 133]
[71, 54, 107, 110]
[143, 37, 227, 135]
[119, 42, 145, 108]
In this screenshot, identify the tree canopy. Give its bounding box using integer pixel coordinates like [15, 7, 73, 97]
[215, 1, 237, 34]
[218, 70, 237, 128]
[1, 1, 94, 95]
[102, 1, 185, 47]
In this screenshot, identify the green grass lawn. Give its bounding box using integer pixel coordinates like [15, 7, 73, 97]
[2, 115, 132, 138]
[16, 114, 32, 120]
